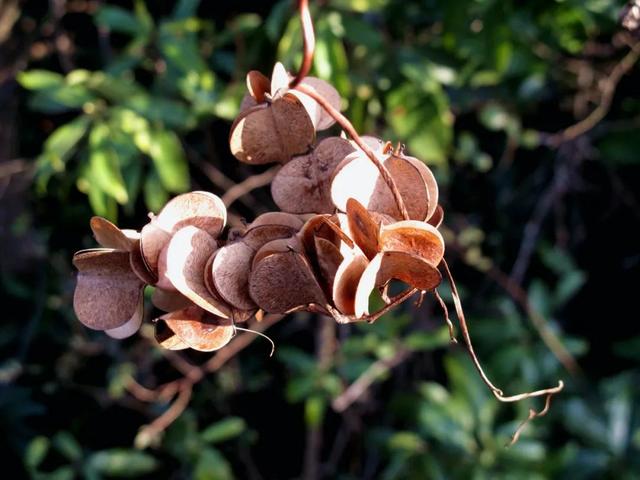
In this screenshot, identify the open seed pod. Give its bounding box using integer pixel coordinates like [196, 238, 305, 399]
[332, 252, 369, 316]
[229, 96, 315, 165]
[157, 306, 234, 352]
[354, 251, 442, 318]
[331, 149, 434, 221]
[90, 216, 139, 252]
[140, 191, 227, 278]
[72, 249, 145, 331]
[164, 226, 231, 318]
[212, 219, 300, 310]
[379, 220, 445, 267]
[271, 137, 356, 214]
[151, 287, 193, 313]
[249, 249, 328, 314]
[105, 295, 144, 339]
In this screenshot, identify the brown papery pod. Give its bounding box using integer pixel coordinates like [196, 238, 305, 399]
[252, 236, 303, 270]
[332, 253, 369, 316]
[314, 236, 343, 293]
[379, 221, 445, 267]
[346, 198, 381, 260]
[241, 224, 299, 251]
[151, 288, 193, 313]
[249, 250, 328, 314]
[90, 216, 139, 252]
[331, 150, 431, 221]
[140, 222, 172, 276]
[211, 241, 256, 310]
[403, 155, 439, 221]
[129, 239, 158, 285]
[427, 205, 444, 229]
[354, 251, 442, 318]
[155, 242, 178, 292]
[299, 214, 344, 254]
[229, 95, 315, 165]
[153, 191, 227, 238]
[105, 295, 144, 339]
[248, 211, 304, 230]
[159, 306, 234, 352]
[271, 137, 356, 214]
[164, 226, 230, 318]
[154, 319, 189, 350]
[73, 249, 145, 330]
[247, 70, 270, 103]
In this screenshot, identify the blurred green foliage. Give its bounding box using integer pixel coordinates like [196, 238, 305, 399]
[2, 0, 640, 478]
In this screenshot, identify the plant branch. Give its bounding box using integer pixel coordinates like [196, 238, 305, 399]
[289, 0, 315, 89]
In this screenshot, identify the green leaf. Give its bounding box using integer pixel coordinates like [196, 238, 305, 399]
[29, 84, 95, 113]
[17, 70, 64, 90]
[95, 6, 141, 34]
[200, 417, 246, 444]
[125, 95, 195, 129]
[305, 395, 326, 428]
[25, 436, 49, 470]
[147, 129, 189, 193]
[40, 115, 91, 172]
[173, 0, 200, 19]
[144, 170, 170, 213]
[386, 83, 452, 165]
[194, 448, 233, 480]
[87, 449, 158, 477]
[52, 431, 82, 462]
[88, 137, 129, 204]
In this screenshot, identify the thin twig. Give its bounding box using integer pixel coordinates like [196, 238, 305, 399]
[136, 384, 193, 447]
[332, 347, 412, 412]
[507, 393, 554, 446]
[289, 0, 315, 89]
[546, 40, 640, 146]
[221, 166, 278, 207]
[433, 288, 457, 344]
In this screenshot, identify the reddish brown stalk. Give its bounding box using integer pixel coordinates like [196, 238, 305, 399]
[434, 288, 457, 344]
[441, 259, 564, 403]
[294, 83, 411, 221]
[289, 0, 315, 89]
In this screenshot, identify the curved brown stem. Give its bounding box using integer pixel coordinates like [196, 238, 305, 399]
[289, 0, 315, 89]
[294, 83, 411, 221]
[440, 259, 564, 402]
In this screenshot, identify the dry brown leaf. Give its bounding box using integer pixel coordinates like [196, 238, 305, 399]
[354, 251, 442, 318]
[249, 250, 327, 314]
[151, 288, 193, 313]
[73, 249, 145, 330]
[165, 226, 230, 318]
[229, 95, 315, 165]
[271, 137, 355, 214]
[332, 253, 369, 315]
[160, 306, 234, 352]
[379, 221, 445, 266]
[90, 216, 139, 251]
[331, 151, 430, 220]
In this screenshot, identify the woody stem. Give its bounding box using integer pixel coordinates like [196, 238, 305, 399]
[289, 0, 315, 89]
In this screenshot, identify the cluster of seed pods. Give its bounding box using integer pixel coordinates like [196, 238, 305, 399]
[72, 63, 446, 351]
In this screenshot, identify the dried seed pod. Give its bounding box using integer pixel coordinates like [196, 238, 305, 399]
[331, 150, 431, 221]
[159, 306, 234, 352]
[354, 251, 442, 318]
[153, 191, 227, 238]
[90, 216, 139, 252]
[164, 226, 230, 318]
[299, 214, 346, 254]
[140, 223, 172, 276]
[155, 319, 189, 350]
[129, 239, 158, 285]
[346, 198, 381, 260]
[151, 287, 193, 313]
[252, 236, 303, 270]
[249, 250, 328, 314]
[211, 241, 256, 310]
[290, 76, 342, 131]
[241, 224, 299, 251]
[333, 253, 369, 315]
[427, 205, 444, 229]
[247, 70, 270, 103]
[72, 249, 145, 330]
[156, 242, 178, 292]
[105, 295, 144, 339]
[379, 221, 445, 267]
[314, 236, 343, 292]
[229, 96, 315, 165]
[271, 137, 356, 214]
[248, 211, 305, 230]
